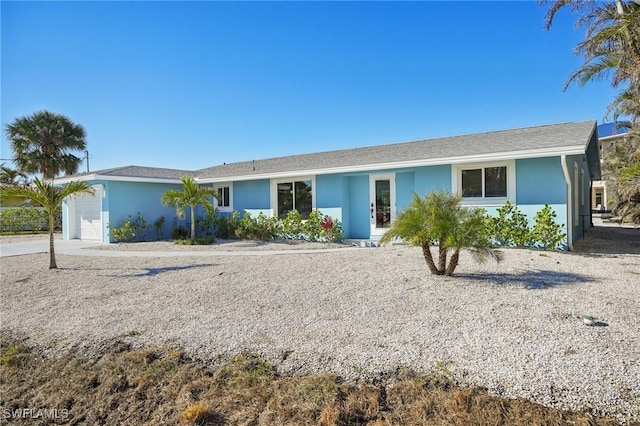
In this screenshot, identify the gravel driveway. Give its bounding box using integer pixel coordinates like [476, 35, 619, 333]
[1, 233, 639, 423]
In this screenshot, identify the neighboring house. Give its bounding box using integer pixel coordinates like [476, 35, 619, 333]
[592, 123, 630, 212]
[56, 121, 600, 250]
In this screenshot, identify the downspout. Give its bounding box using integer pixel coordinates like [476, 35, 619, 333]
[560, 155, 574, 251]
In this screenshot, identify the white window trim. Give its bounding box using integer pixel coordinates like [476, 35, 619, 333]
[270, 176, 316, 218]
[452, 160, 516, 206]
[212, 183, 233, 213]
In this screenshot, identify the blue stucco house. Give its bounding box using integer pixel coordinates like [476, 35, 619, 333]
[57, 121, 600, 250]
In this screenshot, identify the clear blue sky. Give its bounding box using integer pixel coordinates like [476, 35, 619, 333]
[1, 1, 618, 173]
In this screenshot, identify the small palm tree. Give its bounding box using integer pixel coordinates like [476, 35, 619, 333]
[380, 191, 503, 276]
[161, 176, 218, 241]
[1, 179, 94, 269]
[0, 163, 28, 186]
[5, 110, 87, 181]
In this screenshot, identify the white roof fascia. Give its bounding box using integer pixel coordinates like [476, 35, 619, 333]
[198, 145, 586, 184]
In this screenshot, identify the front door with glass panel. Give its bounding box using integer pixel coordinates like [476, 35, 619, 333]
[369, 174, 396, 237]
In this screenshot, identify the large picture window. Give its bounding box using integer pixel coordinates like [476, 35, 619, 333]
[277, 179, 312, 218]
[461, 166, 507, 198]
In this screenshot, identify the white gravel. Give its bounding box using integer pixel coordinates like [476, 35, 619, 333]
[1, 239, 639, 423]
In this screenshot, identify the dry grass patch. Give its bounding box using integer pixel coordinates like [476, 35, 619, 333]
[0, 335, 629, 425]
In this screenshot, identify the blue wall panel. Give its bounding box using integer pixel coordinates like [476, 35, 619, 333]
[348, 175, 370, 239]
[233, 180, 270, 213]
[516, 157, 566, 205]
[316, 174, 344, 208]
[396, 172, 415, 211]
[414, 165, 451, 196]
[107, 181, 184, 241]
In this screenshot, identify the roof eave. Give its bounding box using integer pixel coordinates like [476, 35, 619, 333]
[198, 146, 586, 183]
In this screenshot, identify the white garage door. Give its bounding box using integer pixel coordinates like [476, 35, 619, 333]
[75, 187, 102, 241]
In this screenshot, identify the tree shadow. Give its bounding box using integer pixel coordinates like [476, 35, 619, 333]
[106, 263, 215, 278]
[574, 225, 640, 256]
[456, 269, 595, 290]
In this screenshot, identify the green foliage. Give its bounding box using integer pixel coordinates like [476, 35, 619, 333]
[196, 206, 217, 237]
[5, 110, 87, 179]
[281, 209, 304, 239]
[381, 191, 503, 276]
[488, 200, 533, 247]
[109, 216, 136, 242]
[171, 221, 189, 240]
[109, 212, 152, 242]
[0, 207, 49, 234]
[302, 210, 324, 241]
[161, 176, 218, 240]
[233, 209, 344, 243]
[174, 235, 214, 245]
[531, 204, 566, 250]
[235, 212, 278, 241]
[154, 216, 165, 240]
[0, 178, 94, 268]
[214, 210, 240, 239]
[320, 215, 344, 243]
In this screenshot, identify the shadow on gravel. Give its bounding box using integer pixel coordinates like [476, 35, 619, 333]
[108, 263, 215, 278]
[458, 269, 595, 290]
[574, 225, 640, 256]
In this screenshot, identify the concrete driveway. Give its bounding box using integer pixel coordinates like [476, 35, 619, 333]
[0, 238, 105, 258]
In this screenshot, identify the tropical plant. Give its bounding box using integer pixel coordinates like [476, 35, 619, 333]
[488, 200, 533, 247]
[5, 111, 87, 181]
[0, 179, 93, 269]
[531, 204, 566, 250]
[161, 176, 218, 241]
[235, 212, 278, 241]
[380, 191, 503, 276]
[0, 163, 28, 186]
[543, 0, 640, 121]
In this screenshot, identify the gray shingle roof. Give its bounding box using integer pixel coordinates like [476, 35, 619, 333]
[196, 121, 597, 179]
[62, 121, 598, 182]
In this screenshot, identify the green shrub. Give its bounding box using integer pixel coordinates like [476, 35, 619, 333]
[280, 209, 304, 239]
[235, 212, 278, 241]
[0, 207, 49, 234]
[109, 215, 136, 242]
[175, 235, 214, 245]
[488, 200, 533, 247]
[109, 212, 152, 242]
[531, 204, 566, 250]
[196, 207, 217, 237]
[154, 216, 165, 240]
[171, 221, 189, 240]
[214, 210, 240, 239]
[132, 211, 151, 241]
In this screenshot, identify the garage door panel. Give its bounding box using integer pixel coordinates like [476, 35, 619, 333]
[75, 188, 102, 241]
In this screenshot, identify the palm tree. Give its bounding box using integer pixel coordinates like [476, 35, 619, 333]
[542, 0, 640, 122]
[1, 179, 94, 269]
[161, 176, 218, 241]
[0, 163, 27, 186]
[380, 191, 503, 276]
[5, 110, 87, 181]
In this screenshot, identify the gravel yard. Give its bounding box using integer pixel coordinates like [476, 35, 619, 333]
[1, 230, 639, 423]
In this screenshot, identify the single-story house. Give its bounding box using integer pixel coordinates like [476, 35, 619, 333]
[56, 120, 600, 250]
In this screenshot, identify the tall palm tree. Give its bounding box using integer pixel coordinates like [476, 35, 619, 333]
[542, 1, 640, 122]
[380, 191, 503, 276]
[5, 110, 87, 181]
[161, 176, 218, 241]
[1, 179, 94, 269]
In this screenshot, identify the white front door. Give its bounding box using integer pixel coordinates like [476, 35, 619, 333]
[369, 174, 396, 237]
